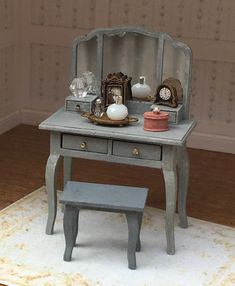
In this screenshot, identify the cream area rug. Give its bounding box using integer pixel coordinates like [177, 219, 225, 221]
[0, 187, 235, 286]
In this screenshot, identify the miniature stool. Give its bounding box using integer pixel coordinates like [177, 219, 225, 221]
[59, 181, 148, 269]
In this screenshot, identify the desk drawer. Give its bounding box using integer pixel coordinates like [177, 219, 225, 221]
[62, 134, 108, 154]
[112, 140, 161, 161]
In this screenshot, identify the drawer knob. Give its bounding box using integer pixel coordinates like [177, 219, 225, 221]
[80, 142, 87, 149]
[132, 148, 139, 156]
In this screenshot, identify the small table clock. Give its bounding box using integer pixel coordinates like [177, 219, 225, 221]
[155, 83, 178, 108]
[154, 78, 183, 108]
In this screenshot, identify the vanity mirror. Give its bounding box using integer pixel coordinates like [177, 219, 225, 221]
[70, 27, 192, 121]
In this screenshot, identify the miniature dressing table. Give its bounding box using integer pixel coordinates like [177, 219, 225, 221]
[39, 27, 196, 255]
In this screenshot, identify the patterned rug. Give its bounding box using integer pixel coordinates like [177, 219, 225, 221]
[0, 187, 234, 286]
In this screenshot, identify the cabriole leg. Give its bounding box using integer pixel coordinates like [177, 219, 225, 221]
[177, 145, 189, 228]
[63, 156, 73, 188]
[162, 145, 177, 255]
[63, 205, 77, 261]
[45, 153, 61, 235]
[125, 212, 139, 269]
[136, 212, 143, 252]
[73, 209, 79, 246]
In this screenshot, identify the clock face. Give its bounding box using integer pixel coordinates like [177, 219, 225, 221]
[159, 87, 171, 100]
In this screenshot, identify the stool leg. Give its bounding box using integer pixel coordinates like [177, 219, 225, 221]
[73, 209, 79, 246]
[63, 205, 77, 261]
[125, 212, 139, 270]
[136, 212, 143, 252]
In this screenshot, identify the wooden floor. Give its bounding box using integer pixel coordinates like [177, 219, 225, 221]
[0, 124, 235, 229]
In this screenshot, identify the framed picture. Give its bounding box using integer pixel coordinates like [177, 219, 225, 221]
[107, 85, 123, 104]
[102, 72, 132, 107]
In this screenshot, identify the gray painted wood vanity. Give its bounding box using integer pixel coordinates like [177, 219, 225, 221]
[39, 27, 196, 255]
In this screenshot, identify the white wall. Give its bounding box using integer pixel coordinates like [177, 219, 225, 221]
[0, 0, 235, 153]
[0, 0, 20, 134]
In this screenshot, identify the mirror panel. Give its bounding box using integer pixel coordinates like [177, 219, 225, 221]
[102, 32, 159, 100]
[162, 40, 187, 100]
[76, 36, 97, 77]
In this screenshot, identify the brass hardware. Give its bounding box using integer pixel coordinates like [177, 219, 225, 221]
[80, 142, 87, 149]
[132, 148, 139, 156]
[76, 104, 80, 111]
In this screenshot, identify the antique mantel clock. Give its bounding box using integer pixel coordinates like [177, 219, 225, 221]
[154, 78, 183, 108]
[155, 84, 178, 107]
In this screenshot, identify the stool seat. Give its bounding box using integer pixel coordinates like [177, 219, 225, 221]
[59, 181, 148, 269]
[60, 181, 148, 212]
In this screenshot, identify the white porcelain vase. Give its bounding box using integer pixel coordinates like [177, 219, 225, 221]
[106, 96, 128, 121]
[131, 76, 151, 99]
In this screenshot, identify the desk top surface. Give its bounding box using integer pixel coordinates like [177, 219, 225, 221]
[39, 108, 196, 146]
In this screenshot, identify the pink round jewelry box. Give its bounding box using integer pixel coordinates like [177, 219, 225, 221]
[143, 109, 169, 132]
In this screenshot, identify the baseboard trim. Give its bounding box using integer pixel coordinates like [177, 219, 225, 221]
[20, 108, 52, 125]
[0, 111, 21, 135]
[187, 132, 235, 154]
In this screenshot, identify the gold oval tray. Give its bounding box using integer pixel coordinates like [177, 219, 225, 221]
[81, 112, 138, 126]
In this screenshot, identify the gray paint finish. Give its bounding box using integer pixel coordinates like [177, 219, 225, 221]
[60, 181, 148, 269]
[39, 107, 196, 146]
[41, 115, 192, 255]
[60, 181, 148, 212]
[39, 27, 196, 257]
[112, 140, 161, 161]
[62, 134, 108, 154]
